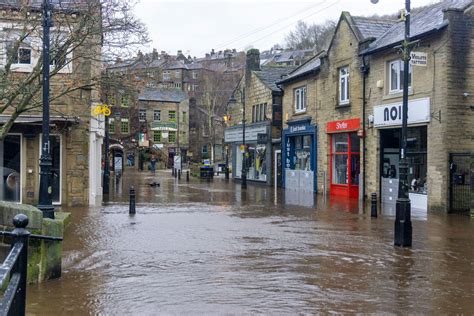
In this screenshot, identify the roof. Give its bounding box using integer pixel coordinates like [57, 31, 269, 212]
[163, 60, 188, 70]
[277, 54, 322, 84]
[351, 16, 396, 40]
[363, 0, 472, 54]
[0, 114, 78, 125]
[254, 66, 296, 92]
[139, 89, 188, 103]
[0, 0, 87, 11]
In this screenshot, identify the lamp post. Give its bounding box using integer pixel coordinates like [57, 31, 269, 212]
[372, 0, 412, 247]
[38, 0, 54, 219]
[103, 114, 110, 196]
[223, 115, 230, 180]
[228, 88, 246, 189]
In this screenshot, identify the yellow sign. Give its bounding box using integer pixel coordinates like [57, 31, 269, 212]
[92, 104, 111, 116]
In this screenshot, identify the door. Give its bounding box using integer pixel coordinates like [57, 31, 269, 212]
[449, 153, 471, 213]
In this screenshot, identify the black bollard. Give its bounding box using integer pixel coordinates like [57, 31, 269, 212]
[186, 170, 190, 182]
[178, 169, 181, 180]
[225, 166, 229, 180]
[129, 186, 136, 214]
[371, 192, 377, 218]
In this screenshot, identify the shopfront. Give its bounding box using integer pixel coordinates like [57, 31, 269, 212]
[326, 118, 361, 199]
[374, 97, 430, 212]
[224, 121, 272, 185]
[282, 118, 317, 192]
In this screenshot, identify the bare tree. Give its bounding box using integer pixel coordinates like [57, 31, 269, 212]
[0, 0, 149, 139]
[285, 20, 336, 51]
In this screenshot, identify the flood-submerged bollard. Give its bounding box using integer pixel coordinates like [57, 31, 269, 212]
[129, 186, 136, 215]
[186, 170, 190, 182]
[371, 192, 377, 218]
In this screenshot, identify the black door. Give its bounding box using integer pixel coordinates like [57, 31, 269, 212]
[449, 153, 471, 213]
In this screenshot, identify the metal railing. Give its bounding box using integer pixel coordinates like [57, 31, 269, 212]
[0, 214, 63, 316]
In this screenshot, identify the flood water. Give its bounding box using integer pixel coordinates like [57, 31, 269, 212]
[26, 170, 474, 314]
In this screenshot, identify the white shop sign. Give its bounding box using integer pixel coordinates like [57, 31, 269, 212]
[374, 97, 430, 128]
[410, 52, 427, 66]
[224, 126, 268, 143]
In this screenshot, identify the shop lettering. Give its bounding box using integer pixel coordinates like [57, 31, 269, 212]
[384, 105, 402, 122]
[290, 125, 306, 132]
[336, 122, 348, 130]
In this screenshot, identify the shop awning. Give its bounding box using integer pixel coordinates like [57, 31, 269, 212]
[150, 121, 177, 131]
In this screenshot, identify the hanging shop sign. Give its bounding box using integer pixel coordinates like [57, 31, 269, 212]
[326, 118, 360, 133]
[410, 52, 427, 66]
[373, 97, 430, 128]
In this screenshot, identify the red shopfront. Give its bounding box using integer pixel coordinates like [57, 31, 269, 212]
[326, 118, 361, 199]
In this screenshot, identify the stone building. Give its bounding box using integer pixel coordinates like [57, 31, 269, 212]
[138, 89, 189, 169]
[278, 0, 473, 214]
[225, 49, 293, 186]
[361, 0, 474, 213]
[0, 0, 103, 207]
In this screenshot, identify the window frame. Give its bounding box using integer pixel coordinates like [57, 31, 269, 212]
[153, 130, 162, 142]
[294, 86, 307, 113]
[168, 131, 176, 143]
[388, 59, 412, 94]
[120, 118, 129, 134]
[109, 118, 115, 134]
[339, 66, 350, 105]
[121, 95, 130, 108]
[168, 110, 176, 122]
[162, 71, 170, 80]
[138, 109, 146, 122]
[153, 110, 161, 122]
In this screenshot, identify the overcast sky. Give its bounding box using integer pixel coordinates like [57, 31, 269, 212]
[133, 0, 438, 58]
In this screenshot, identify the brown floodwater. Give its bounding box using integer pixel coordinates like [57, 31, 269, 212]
[26, 170, 474, 314]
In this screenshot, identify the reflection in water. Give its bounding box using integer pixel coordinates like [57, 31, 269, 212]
[26, 170, 474, 314]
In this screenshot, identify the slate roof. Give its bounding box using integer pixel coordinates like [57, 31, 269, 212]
[363, 0, 472, 54]
[163, 60, 188, 70]
[254, 66, 296, 92]
[351, 16, 396, 40]
[277, 55, 322, 84]
[139, 89, 188, 103]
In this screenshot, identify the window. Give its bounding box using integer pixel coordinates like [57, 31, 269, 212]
[192, 84, 199, 91]
[175, 82, 182, 88]
[10, 47, 32, 64]
[252, 104, 267, 122]
[175, 70, 180, 78]
[162, 71, 170, 80]
[108, 118, 115, 134]
[169, 110, 176, 122]
[182, 111, 187, 123]
[114, 111, 121, 119]
[331, 132, 359, 185]
[110, 94, 116, 106]
[120, 118, 129, 134]
[153, 110, 161, 121]
[153, 131, 162, 142]
[202, 145, 208, 154]
[192, 71, 198, 79]
[389, 59, 412, 93]
[50, 45, 67, 68]
[168, 131, 176, 143]
[139, 109, 146, 121]
[121, 95, 130, 107]
[294, 87, 307, 112]
[339, 66, 350, 105]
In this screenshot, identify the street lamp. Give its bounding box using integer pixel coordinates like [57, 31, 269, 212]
[223, 115, 230, 180]
[38, 0, 54, 219]
[372, 0, 412, 247]
[228, 88, 246, 189]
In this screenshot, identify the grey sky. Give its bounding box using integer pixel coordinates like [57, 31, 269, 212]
[134, 0, 438, 57]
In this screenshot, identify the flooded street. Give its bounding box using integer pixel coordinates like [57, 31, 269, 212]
[27, 170, 474, 314]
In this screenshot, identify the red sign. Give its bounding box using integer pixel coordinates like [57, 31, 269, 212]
[326, 118, 360, 133]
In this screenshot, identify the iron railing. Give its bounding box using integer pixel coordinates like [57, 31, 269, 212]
[0, 214, 62, 316]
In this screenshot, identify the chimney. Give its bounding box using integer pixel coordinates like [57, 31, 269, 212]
[177, 50, 182, 55]
[246, 49, 260, 72]
[211, 49, 215, 56]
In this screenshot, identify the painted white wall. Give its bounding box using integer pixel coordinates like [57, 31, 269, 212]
[89, 111, 105, 206]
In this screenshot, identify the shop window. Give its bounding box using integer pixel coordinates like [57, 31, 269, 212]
[294, 87, 307, 113]
[235, 144, 267, 181]
[153, 131, 162, 142]
[108, 118, 115, 134]
[153, 110, 161, 121]
[120, 118, 129, 134]
[168, 111, 176, 122]
[139, 109, 146, 122]
[168, 131, 176, 143]
[331, 133, 359, 185]
[339, 66, 350, 105]
[389, 59, 412, 94]
[0, 135, 21, 202]
[292, 135, 312, 171]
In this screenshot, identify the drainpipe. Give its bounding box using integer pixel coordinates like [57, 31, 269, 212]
[360, 56, 369, 202]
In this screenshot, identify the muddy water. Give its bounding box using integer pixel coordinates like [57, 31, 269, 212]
[26, 171, 474, 314]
